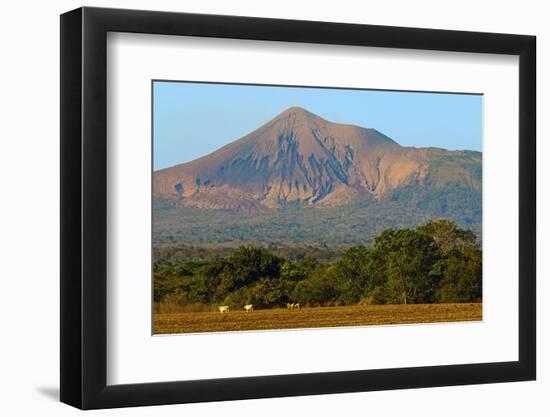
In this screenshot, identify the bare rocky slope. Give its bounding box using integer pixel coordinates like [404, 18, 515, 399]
[153, 107, 481, 246]
[153, 107, 481, 210]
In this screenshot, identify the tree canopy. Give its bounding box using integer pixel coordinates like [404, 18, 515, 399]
[154, 220, 482, 310]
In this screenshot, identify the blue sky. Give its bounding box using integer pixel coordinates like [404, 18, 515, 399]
[153, 81, 482, 170]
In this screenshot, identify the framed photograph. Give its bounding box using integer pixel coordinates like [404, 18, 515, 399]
[60, 6, 536, 409]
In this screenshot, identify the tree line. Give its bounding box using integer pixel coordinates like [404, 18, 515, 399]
[154, 219, 482, 310]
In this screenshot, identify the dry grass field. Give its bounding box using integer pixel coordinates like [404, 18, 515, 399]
[153, 303, 482, 334]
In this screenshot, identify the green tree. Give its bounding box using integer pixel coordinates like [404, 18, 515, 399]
[153, 221, 483, 309]
[436, 245, 482, 302]
[280, 256, 318, 281]
[375, 229, 439, 304]
[234, 277, 294, 308]
[328, 246, 372, 304]
[225, 246, 282, 289]
[292, 271, 338, 306]
[417, 219, 477, 254]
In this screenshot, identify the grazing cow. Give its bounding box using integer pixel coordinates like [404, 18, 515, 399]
[287, 303, 301, 309]
[218, 305, 229, 313]
[244, 304, 254, 312]
[294, 303, 301, 309]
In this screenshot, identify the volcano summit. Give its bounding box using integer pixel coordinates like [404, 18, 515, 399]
[153, 106, 481, 212]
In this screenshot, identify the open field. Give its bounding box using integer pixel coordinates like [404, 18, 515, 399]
[153, 303, 482, 334]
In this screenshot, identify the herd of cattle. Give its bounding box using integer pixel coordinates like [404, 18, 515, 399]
[217, 303, 301, 313]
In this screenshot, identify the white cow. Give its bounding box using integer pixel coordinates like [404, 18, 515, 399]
[287, 303, 301, 309]
[244, 304, 254, 312]
[218, 305, 230, 313]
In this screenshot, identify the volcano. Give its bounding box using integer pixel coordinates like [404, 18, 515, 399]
[153, 107, 481, 210]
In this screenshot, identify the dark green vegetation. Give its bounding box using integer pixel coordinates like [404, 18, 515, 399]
[154, 220, 482, 311]
[154, 244, 343, 265]
[153, 179, 481, 247]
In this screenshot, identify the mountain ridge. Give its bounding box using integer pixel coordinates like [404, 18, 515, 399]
[153, 107, 481, 210]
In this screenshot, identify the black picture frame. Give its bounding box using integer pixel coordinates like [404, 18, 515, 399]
[60, 6, 536, 410]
